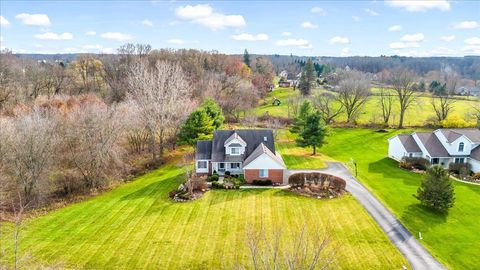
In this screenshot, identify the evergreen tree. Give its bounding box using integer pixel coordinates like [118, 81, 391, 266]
[295, 112, 327, 155]
[243, 49, 251, 67]
[200, 98, 224, 129]
[290, 100, 313, 134]
[177, 108, 214, 146]
[415, 166, 455, 212]
[298, 59, 315, 95]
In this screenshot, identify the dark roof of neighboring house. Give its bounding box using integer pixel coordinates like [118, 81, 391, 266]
[415, 132, 450, 157]
[211, 129, 275, 162]
[243, 143, 286, 168]
[397, 134, 422, 152]
[471, 146, 480, 161]
[195, 140, 212, 160]
[440, 129, 480, 143]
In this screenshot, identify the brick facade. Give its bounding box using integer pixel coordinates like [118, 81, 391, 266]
[244, 169, 284, 184]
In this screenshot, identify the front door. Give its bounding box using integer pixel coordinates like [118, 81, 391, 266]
[218, 162, 225, 172]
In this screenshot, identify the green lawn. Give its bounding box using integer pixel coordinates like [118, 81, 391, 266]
[319, 128, 480, 269]
[255, 87, 478, 127]
[0, 149, 407, 269]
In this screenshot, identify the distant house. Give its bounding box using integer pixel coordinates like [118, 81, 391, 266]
[456, 86, 480, 96]
[195, 129, 286, 184]
[279, 70, 288, 80]
[388, 128, 480, 172]
[278, 81, 291, 87]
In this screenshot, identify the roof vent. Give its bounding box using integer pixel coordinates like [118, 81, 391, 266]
[264, 136, 267, 142]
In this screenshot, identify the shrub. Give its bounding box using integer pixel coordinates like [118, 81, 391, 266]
[225, 171, 231, 176]
[400, 157, 430, 171]
[329, 176, 346, 191]
[237, 174, 246, 185]
[252, 179, 273, 186]
[473, 172, 480, 180]
[449, 163, 471, 176]
[288, 173, 305, 187]
[211, 181, 224, 189]
[207, 174, 219, 182]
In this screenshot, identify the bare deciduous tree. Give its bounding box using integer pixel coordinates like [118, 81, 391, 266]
[312, 92, 344, 125]
[388, 68, 417, 128]
[432, 70, 458, 123]
[127, 60, 192, 161]
[237, 222, 335, 270]
[336, 70, 371, 124]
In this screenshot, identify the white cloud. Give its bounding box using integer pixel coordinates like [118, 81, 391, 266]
[301, 21, 318, 29]
[400, 33, 424, 42]
[389, 42, 420, 49]
[142, 19, 153, 27]
[276, 38, 312, 49]
[167, 39, 186, 45]
[352, 16, 361, 22]
[1, 16, 10, 27]
[462, 45, 480, 55]
[281, 32, 292, 37]
[34, 32, 73, 40]
[341, 47, 350, 56]
[82, 44, 103, 49]
[388, 25, 402, 32]
[453, 21, 479, 29]
[310, 7, 326, 16]
[365, 8, 379, 16]
[15, 13, 51, 26]
[329, 36, 350, 44]
[175, 4, 246, 30]
[231, 33, 269, 41]
[465, 37, 480, 46]
[85, 31, 96, 36]
[441, 35, 455, 42]
[101, 48, 115, 54]
[100, 32, 134, 41]
[386, 0, 450, 12]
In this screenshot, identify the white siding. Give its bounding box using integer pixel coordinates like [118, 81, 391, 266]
[469, 159, 480, 173]
[388, 137, 408, 161]
[243, 153, 285, 170]
[434, 130, 472, 155]
[196, 160, 210, 173]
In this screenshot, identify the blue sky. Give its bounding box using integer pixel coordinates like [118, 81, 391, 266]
[1, 0, 479, 56]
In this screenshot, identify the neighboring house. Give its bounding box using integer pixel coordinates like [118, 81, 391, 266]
[195, 129, 287, 184]
[388, 128, 480, 172]
[457, 86, 480, 97]
[278, 81, 291, 87]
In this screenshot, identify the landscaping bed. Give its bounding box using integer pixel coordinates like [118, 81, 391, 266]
[288, 172, 347, 199]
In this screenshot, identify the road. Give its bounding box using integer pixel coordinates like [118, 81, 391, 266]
[286, 162, 446, 270]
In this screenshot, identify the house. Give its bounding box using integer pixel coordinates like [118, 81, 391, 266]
[388, 128, 480, 172]
[195, 129, 287, 184]
[278, 81, 291, 87]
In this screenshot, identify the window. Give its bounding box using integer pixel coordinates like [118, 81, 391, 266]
[197, 161, 207, 169]
[219, 163, 225, 169]
[458, 142, 465, 152]
[230, 163, 240, 169]
[231, 147, 240, 155]
[408, 153, 413, 158]
[455, 158, 465, 164]
[259, 169, 268, 178]
[431, 158, 439, 164]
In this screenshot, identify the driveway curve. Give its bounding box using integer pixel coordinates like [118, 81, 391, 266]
[286, 162, 446, 270]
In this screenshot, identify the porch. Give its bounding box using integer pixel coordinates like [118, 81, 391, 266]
[212, 162, 243, 175]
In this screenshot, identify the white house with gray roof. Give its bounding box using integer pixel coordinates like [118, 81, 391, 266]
[195, 129, 287, 183]
[388, 128, 480, 172]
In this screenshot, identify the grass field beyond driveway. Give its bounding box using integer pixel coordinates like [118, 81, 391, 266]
[0, 149, 407, 269]
[319, 128, 480, 270]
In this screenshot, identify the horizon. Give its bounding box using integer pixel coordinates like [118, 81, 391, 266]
[1, 0, 479, 57]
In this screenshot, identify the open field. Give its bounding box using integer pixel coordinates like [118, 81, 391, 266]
[0, 149, 407, 269]
[318, 128, 480, 269]
[254, 87, 479, 127]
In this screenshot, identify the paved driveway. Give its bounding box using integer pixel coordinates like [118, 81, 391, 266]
[286, 162, 446, 270]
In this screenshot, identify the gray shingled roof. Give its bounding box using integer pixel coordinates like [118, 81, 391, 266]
[211, 129, 275, 162]
[471, 146, 480, 161]
[397, 134, 422, 152]
[195, 140, 212, 160]
[243, 143, 286, 168]
[415, 132, 450, 157]
[441, 129, 480, 143]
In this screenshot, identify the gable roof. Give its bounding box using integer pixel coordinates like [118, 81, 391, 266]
[211, 129, 275, 163]
[224, 132, 247, 146]
[440, 129, 480, 143]
[471, 146, 480, 161]
[196, 140, 212, 160]
[397, 134, 422, 152]
[415, 132, 450, 157]
[243, 142, 286, 168]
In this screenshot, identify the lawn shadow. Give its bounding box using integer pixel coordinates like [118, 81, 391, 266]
[401, 203, 448, 234]
[368, 158, 420, 187]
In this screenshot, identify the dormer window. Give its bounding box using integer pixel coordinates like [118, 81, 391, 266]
[231, 147, 240, 155]
[458, 142, 464, 152]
